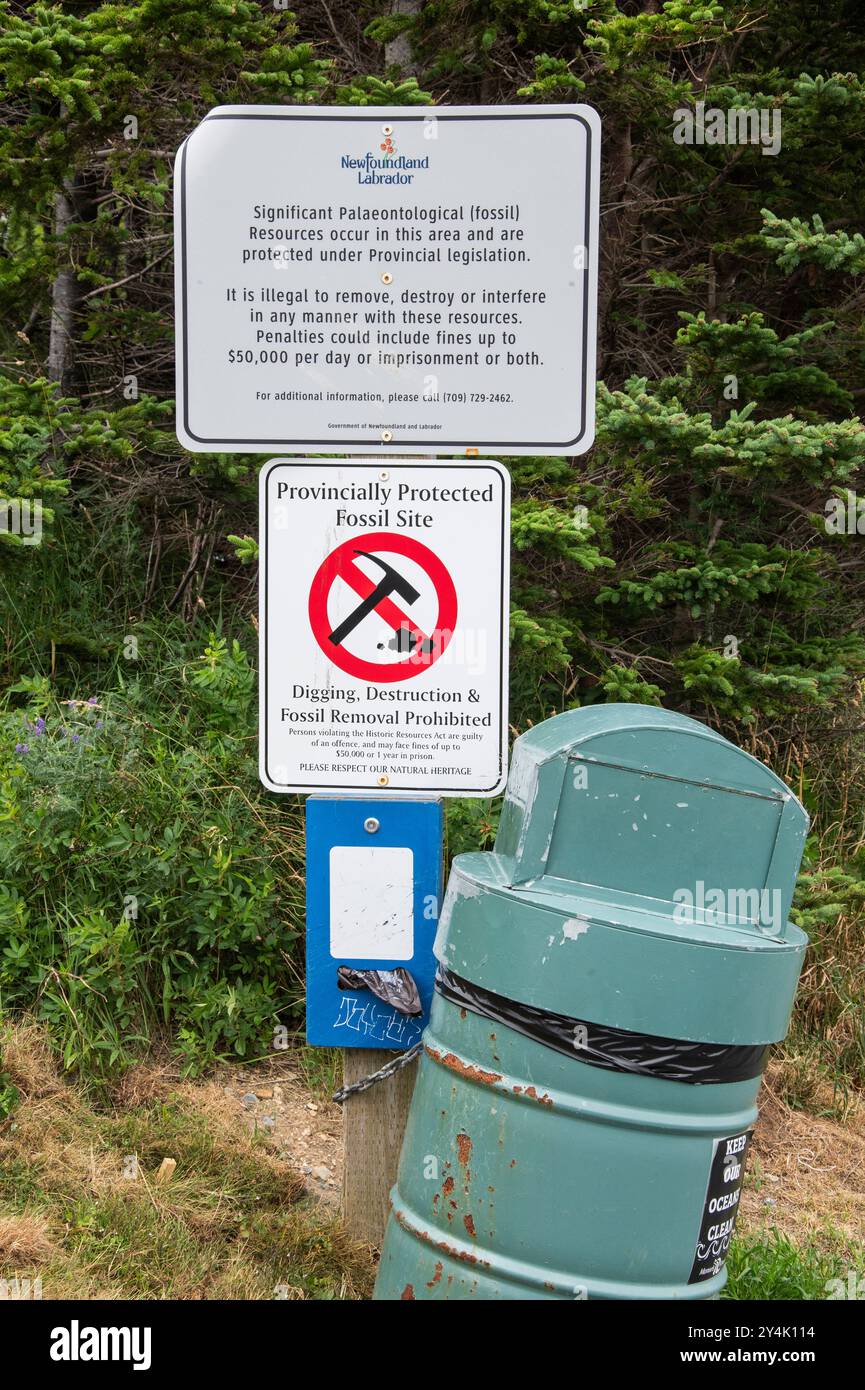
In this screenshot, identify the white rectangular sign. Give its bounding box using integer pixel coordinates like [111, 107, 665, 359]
[176, 104, 600, 456]
[328, 846, 414, 959]
[260, 459, 509, 795]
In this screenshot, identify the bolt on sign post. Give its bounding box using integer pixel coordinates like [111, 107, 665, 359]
[175, 102, 600, 1245]
[373, 706, 810, 1300]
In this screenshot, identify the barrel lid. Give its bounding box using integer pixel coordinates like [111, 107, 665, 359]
[435, 705, 809, 1045]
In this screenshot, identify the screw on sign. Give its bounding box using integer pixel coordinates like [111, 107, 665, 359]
[308, 531, 458, 683]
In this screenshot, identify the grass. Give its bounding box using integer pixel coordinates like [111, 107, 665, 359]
[298, 1045, 343, 1102]
[0, 1021, 374, 1300]
[725, 1228, 865, 1301]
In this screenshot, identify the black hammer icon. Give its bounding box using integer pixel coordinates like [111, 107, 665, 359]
[328, 550, 420, 647]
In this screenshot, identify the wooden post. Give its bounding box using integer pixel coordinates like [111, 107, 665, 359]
[342, 1048, 419, 1246]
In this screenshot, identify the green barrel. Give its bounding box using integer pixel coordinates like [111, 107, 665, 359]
[374, 705, 809, 1300]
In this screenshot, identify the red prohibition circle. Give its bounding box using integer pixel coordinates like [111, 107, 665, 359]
[308, 530, 458, 683]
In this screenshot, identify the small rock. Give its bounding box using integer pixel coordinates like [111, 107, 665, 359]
[312, 1165, 332, 1181]
[261, 1115, 275, 1131]
[763, 1196, 777, 1206]
[300, 1164, 312, 1175]
[241, 1092, 257, 1108]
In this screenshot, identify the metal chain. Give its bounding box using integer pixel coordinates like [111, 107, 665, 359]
[332, 1042, 423, 1104]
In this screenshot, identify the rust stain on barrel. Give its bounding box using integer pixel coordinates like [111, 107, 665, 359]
[523, 1085, 554, 1107]
[391, 1208, 491, 1269]
[434, 1238, 488, 1267]
[456, 1132, 473, 1167]
[425, 1045, 502, 1087]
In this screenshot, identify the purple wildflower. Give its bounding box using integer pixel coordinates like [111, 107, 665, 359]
[15, 742, 29, 755]
[71, 733, 81, 744]
[33, 716, 46, 737]
[95, 720, 103, 730]
[87, 696, 98, 706]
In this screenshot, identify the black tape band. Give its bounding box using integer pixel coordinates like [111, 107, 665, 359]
[435, 968, 770, 1085]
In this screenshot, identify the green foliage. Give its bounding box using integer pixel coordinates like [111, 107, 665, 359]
[598, 665, 663, 705]
[0, 1068, 19, 1120]
[672, 312, 850, 412]
[0, 635, 302, 1080]
[330, 75, 432, 106]
[760, 210, 865, 276]
[511, 499, 613, 570]
[585, 1, 729, 71]
[790, 859, 865, 1089]
[598, 541, 823, 616]
[0, 377, 68, 546]
[518, 55, 586, 100]
[227, 534, 260, 566]
[598, 375, 865, 486]
[0, 0, 329, 195]
[724, 1228, 864, 1301]
[187, 634, 255, 739]
[509, 606, 572, 711]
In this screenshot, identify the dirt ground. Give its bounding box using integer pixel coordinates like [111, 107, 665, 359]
[219, 1057, 345, 1208]
[739, 1066, 865, 1245]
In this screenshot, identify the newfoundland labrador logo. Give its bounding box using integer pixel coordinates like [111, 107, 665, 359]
[50, 1320, 151, 1371]
[341, 132, 430, 185]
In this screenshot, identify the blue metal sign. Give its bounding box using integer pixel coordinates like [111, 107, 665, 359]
[305, 797, 443, 1048]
